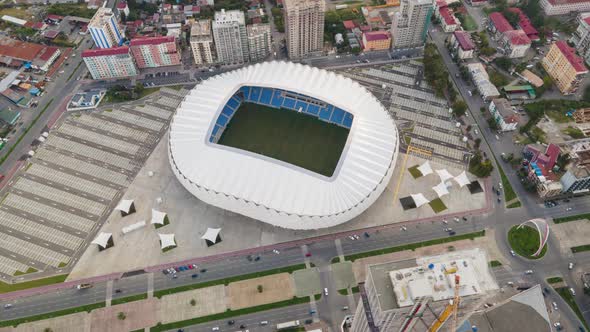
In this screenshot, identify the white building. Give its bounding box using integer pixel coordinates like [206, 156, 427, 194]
[190, 20, 215, 66]
[570, 12, 590, 66]
[212, 9, 248, 65]
[391, 0, 433, 49]
[451, 31, 475, 59]
[81, 46, 138, 80]
[247, 23, 272, 62]
[489, 98, 519, 131]
[467, 63, 501, 100]
[499, 29, 531, 58]
[540, 0, 590, 16]
[169, 61, 398, 229]
[283, 0, 325, 59]
[88, 8, 124, 49]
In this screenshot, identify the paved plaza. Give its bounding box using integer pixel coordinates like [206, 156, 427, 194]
[0, 87, 189, 282]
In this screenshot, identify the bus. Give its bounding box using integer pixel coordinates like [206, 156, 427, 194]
[276, 320, 300, 330]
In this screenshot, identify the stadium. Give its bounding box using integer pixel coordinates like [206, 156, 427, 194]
[168, 61, 399, 229]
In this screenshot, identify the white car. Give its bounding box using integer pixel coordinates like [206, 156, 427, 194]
[400, 226, 407, 231]
[510, 250, 516, 256]
[349, 236, 355, 240]
[569, 262, 574, 270]
[525, 270, 533, 275]
[212, 327, 220, 331]
[552, 302, 558, 310]
[570, 287, 576, 296]
[3, 304, 12, 309]
[324, 287, 329, 296]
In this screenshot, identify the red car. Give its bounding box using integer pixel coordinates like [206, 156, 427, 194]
[305, 253, 312, 257]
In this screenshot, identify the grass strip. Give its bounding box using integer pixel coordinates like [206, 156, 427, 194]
[0, 274, 67, 294]
[331, 257, 341, 264]
[572, 244, 590, 253]
[490, 260, 502, 267]
[554, 213, 590, 224]
[496, 158, 518, 202]
[408, 165, 422, 178]
[429, 198, 447, 213]
[506, 201, 522, 209]
[111, 293, 148, 306]
[338, 288, 348, 295]
[554, 287, 590, 331]
[150, 296, 311, 332]
[547, 277, 563, 284]
[351, 286, 360, 293]
[154, 264, 306, 298]
[0, 302, 105, 327]
[66, 61, 83, 82]
[507, 225, 547, 259]
[344, 230, 485, 262]
[0, 99, 54, 166]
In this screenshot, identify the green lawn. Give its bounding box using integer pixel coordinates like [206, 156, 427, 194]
[506, 201, 522, 209]
[408, 165, 423, 178]
[571, 244, 590, 253]
[429, 198, 447, 213]
[344, 230, 485, 261]
[490, 260, 502, 267]
[457, 13, 478, 31]
[218, 103, 349, 177]
[554, 213, 590, 224]
[547, 277, 563, 284]
[507, 225, 547, 259]
[111, 293, 148, 306]
[0, 302, 105, 327]
[554, 287, 590, 331]
[0, 274, 67, 294]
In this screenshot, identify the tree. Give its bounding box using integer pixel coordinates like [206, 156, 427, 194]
[583, 85, 590, 102]
[480, 47, 496, 56]
[474, 138, 482, 149]
[133, 82, 144, 98]
[257, 285, 263, 293]
[117, 312, 126, 320]
[494, 57, 512, 72]
[487, 117, 499, 130]
[350, 46, 361, 55]
[452, 100, 468, 117]
[190, 299, 196, 306]
[502, 9, 519, 27]
[469, 153, 494, 177]
[44, 329, 53, 332]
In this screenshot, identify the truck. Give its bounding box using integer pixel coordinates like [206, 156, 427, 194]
[276, 320, 300, 330]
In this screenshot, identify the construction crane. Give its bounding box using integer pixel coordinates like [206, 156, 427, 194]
[451, 275, 461, 332]
[428, 275, 461, 332]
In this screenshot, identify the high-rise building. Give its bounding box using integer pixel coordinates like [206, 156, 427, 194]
[82, 46, 138, 79]
[190, 19, 215, 66]
[390, 0, 433, 50]
[542, 41, 588, 95]
[540, 0, 590, 16]
[88, 8, 125, 49]
[247, 23, 272, 62]
[129, 36, 181, 68]
[283, 0, 325, 59]
[561, 162, 590, 193]
[212, 9, 248, 65]
[570, 13, 590, 66]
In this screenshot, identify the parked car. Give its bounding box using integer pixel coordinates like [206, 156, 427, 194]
[569, 262, 574, 270]
[191, 274, 198, 278]
[525, 270, 533, 275]
[449, 231, 456, 236]
[324, 288, 329, 296]
[570, 287, 576, 296]
[510, 250, 516, 256]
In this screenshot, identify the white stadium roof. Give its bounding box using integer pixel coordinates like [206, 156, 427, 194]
[169, 61, 399, 229]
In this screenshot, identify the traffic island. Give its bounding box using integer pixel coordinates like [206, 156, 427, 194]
[507, 225, 547, 259]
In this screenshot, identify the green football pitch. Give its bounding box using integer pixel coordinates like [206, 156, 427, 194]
[217, 102, 350, 177]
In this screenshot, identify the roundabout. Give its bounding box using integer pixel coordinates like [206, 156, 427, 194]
[507, 218, 550, 259]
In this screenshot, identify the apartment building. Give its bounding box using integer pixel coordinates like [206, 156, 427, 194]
[88, 7, 124, 49]
[569, 12, 590, 66]
[283, 0, 325, 58]
[542, 41, 588, 94]
[390, 0, 433, 49]
[362, 31, 391, 51]
[129, 36, 181, 68]
[247, 23, 272, 62]
[82, 46, 138, 79]
[540, 0, 590, 16]
[190, 19, 215, 66]
[212, 9, 248, 64]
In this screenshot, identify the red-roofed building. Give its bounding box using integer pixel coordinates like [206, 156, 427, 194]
[540, 0, 590, 16]
[362, 31, 391, 51]
[500, 29, 531, 58]
[32, 22, 47, 31]
[34, 46, 61, 71]
[360, 25, 371, 32]
[116, 1, 130, 16]
[451, 31, 475, 59]
[488, 12, 513, 38]
[343, 20, 357, 30]
[489, 98, 519, 132]
[435, 2, 458, 32]
[129, 36, 181, 68]
[163, 3, 172, 13]
[82, 46, 138, 79]
[45, 14, 64, 24]
[543, 41, 588, 94]
[43, 30, 60, 39]
[507, 8, 539, 41]
[0, 38, 60, 72]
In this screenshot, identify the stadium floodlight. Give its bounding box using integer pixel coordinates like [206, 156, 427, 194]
[169, 61, 399, 230]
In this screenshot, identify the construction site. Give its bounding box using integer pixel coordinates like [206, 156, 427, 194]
[348, 248, 553, 332]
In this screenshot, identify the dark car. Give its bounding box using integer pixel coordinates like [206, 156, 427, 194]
[254, 256, 261, 261]
[305, 319, 313, 324]
[228, 320, 235, 325]
[191, 274, 198, 278]
[200, 268, 207, 273]
[449, 231, 456, 236]
[364, 232, 370, 238]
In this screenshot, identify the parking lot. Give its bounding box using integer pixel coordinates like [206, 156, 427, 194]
[338, 61, 471, 168]
[0, 87, 188, 281]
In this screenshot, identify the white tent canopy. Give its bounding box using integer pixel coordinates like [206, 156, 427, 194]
[433, 182, 450, 198]
[436, 169, 454, 183]
[410, 193, 429, 207]
[201, 228, 222, 243]
[91, 232, 112, 248]
[159, 233, 176, 249]
[454, 171, 470, 188]
[122, 221, 146, 234]
[151, 209, 167, 225]
[115, 199, 134, 213]
[417, 161, 433, 176]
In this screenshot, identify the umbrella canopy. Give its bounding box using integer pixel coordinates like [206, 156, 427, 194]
[151, 209, 167, 225]
[201, 228, 222, 243]
[115, 199, 134, 213]
[91, 232, 112, 248]
[158, 233, 176, 249]
[454, 171, 470, 188]
[417, 161, 433, 176]
[436, 169, 454, 183]
[433, 182, 450, 198]
[410, 193, 429, 207]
